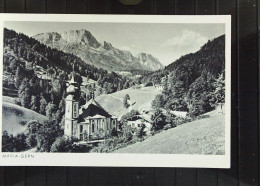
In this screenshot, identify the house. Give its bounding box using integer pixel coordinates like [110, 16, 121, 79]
[64, 74, 117, 141]
[154, 84, 164, 92]
[126, 115, 152, 132]
[170, 111, 188, 118]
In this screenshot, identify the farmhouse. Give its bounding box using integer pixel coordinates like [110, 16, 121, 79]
[126, 115, 152, 132]
[154, 84, 164, 92]
[64, 75, 117, 141]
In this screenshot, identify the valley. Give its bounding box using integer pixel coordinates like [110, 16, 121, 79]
[2, 27, 226, 154]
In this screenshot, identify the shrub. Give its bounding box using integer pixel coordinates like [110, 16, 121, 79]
[163, 124, 173, 130]
[50, 136, 77, 152]
[2, 131, 28, 152]
[26, 134, 37, 148]
[19, 120, 27, 126]
[135, 124, 146, 141]
[35, 121, 63, 152]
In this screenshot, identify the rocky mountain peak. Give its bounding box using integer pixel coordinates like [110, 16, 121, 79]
[104, 41, 113, 50]
[33, 29, 164, 71]
[60, 29, 101, 48]
[137, 52, 164, 70]
[33, 32, 61, 45]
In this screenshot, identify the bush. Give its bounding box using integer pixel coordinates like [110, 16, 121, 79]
[91, 138, 119, 153]
[50, 136, 77, 152]
[26, 134, 37, 148]
[33, 120, 63, 152]
[135, 124, 146, 141]
[163, 124, 174, 130]
[2, 131, 28, 152]
[19, 120, 27, 126]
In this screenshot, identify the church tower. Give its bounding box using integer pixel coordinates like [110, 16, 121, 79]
[64, 74, 79, 137]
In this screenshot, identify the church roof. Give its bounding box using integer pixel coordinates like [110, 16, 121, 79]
[78, 99, 112, 122]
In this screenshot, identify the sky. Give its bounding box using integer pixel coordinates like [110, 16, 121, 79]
[4, 21, 225, 66]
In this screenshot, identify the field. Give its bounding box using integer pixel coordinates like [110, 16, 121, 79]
[114, 113, 225, 155]
[2, 96, 47, 135]
[95, 86, 160, 118]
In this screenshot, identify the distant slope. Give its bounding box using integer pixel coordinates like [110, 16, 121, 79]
[33, 29, 164, 71]
[2, 98, 47, 135]
[114, 113, 225, 154]
[142, 35, 225, 89]
[95, 86, 160, 118]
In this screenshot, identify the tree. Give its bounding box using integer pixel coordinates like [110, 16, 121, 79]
[186, 75, 215, 117]
[45, 102, 57, 120]
[39, 96, 48, 115]
[20, 87, 31, 108]
[214, 72, 225, 105]
[50, 136, 77, 152]
[151, 109, 165, 130]
[2, 130, 13, 152]
[136, 124, 146, 141]
[15, 66, 22, 88]
[30, 95, 40, 112]
[151, 94, 164, 109]
[96, 87, 103, 96]
[26, 134, 37, 148]
[36, 121, 63, 152]
[123, 94, 130, 109]
[2, 131, 28, 152]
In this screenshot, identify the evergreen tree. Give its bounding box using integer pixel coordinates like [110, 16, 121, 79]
[15, 66, 23, 88]
[39, 96, 48, 115]
[136, 124, 146, 141]
[123, 94, 130, 109]
[45, 102, 57, 120]
[30, 95, 40, 112]
[20, 87, 31, 108]
[214, 72, 225, 105]
[151, 94, 165, 109]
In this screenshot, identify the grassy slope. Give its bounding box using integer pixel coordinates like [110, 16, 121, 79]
[2, 97, 47, 135]
[114, 113, 225, 155]
[95, 86, 159, 118]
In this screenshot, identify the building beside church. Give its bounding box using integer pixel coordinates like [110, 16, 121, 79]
[154, 84, 164, 92]
[64, 75, 117, 141]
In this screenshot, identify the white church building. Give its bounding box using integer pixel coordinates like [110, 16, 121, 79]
[64, 75, 117, 141]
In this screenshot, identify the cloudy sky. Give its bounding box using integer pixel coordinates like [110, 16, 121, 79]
[5, 21, 225, 66]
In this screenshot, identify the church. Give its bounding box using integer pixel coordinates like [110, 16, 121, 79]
[64, 75, 117, 141]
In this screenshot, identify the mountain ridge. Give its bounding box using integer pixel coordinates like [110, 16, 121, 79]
[33, 29, 164, 72]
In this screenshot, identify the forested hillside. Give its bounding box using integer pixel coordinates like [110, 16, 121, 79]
[3, 28, 141, 122]
[141, 35, 225, 116]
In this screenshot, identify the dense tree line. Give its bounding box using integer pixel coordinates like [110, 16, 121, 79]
[4, 28, 134, 97]
[3, 28, 141, 122]
[145, 35, 226, 116]
[2, 120, 91, 152]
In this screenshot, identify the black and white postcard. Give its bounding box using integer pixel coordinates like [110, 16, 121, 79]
[0, 14, 231, 168]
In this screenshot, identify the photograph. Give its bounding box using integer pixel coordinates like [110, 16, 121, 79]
[0, 14, 231, 167]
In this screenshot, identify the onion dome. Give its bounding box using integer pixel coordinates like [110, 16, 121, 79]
[66, 74, 78, 94]
[67, 84, 76, 93]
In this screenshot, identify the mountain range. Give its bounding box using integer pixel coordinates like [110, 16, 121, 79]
[33, 29, 164, 72]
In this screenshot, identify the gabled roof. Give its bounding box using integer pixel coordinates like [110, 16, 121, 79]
[79, 98, 112, 122]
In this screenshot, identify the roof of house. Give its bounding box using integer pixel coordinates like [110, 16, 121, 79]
[78, 98, 112, 122]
